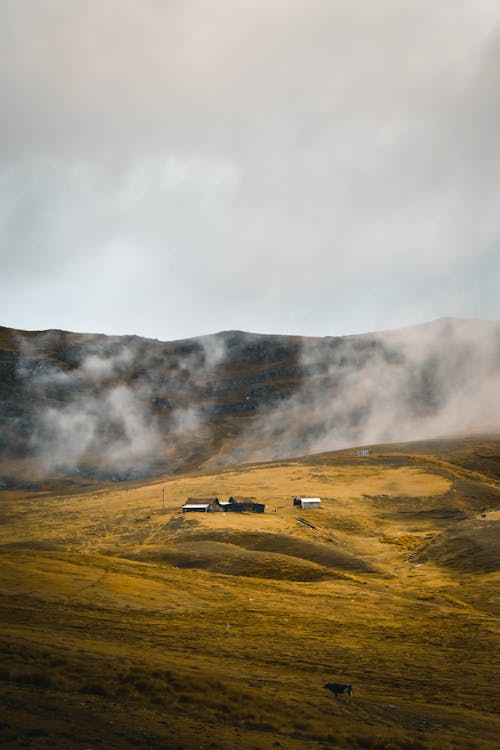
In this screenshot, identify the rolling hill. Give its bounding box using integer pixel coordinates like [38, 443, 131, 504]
[0, 436, 499, 749]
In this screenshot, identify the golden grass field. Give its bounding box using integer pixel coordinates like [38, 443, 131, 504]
[1, 437, 499, 749]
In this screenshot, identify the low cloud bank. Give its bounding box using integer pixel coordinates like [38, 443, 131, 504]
[224, 318, 500, 463]
[12, 330, 227, 480]
[3, 318, 499, 483]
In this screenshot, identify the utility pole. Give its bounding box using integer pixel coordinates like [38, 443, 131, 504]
[162, 487, 165, 512]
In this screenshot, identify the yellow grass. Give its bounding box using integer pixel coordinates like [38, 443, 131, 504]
[0, 444, 499, 749]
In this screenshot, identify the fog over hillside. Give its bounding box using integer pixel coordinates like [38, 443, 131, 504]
[230, 318, 500, 463]
[0, 318, 499, 486]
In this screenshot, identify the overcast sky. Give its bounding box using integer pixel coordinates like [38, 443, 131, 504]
[1, 0, 499, 342]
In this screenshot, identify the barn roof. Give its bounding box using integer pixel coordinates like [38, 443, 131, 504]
[186, 497, 219, 503]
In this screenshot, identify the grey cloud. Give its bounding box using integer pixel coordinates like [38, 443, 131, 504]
[223, 319, 500, 464]
[32, 384, 162, 475]
[14, 334, 161, 475]
[0, 2, 499, 340]
[13, 327, 230, 479]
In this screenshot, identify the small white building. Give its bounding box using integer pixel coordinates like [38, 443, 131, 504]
[182, 502, 212, 513]
[294, 497, 321, 509]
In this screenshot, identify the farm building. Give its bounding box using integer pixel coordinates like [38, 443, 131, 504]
[182, 497, 219, 513]
[226, 496, 266, 513]
[293, 497, 321, 509]
[182, 496, 266, 513]
[218, 500, 233, 511]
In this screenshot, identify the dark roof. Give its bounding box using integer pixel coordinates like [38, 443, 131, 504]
[228, 496, 256, 503]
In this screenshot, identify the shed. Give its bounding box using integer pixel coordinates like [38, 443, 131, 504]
[218, 500, 232, 511]
[227, 496, 266, 513]
[251, 503, 266, 513]
[182, 497, 219, 513]
[294, 497, 321, 509]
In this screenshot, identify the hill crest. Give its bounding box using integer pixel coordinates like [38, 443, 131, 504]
[1, 317, 499, 487]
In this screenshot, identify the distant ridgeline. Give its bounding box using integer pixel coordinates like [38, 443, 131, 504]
[0, 318, 499, 487]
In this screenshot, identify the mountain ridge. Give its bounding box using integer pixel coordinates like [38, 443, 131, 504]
[2, 313, 497, 344]
[1, 317, 499, 487]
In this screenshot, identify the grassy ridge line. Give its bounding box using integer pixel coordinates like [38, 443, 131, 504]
[404, 453, 500, 491]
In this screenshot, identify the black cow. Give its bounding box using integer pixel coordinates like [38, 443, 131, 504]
[323, 682, 352, 701]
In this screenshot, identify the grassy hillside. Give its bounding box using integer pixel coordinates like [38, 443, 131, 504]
[0, 437, 499, 749]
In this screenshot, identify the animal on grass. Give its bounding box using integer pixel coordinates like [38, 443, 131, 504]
[324, 682, 352, 700]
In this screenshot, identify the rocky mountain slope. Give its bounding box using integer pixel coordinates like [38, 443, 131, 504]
[1, 318, 499, 487]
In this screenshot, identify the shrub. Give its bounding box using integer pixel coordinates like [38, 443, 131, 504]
[79, 681, 109, 697]
[14, 671, 53, 688]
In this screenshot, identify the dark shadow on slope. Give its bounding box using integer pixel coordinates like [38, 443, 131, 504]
[175, 530, 374, 573]
[412, 521, 500, 574]
[151, 540, 345, 581]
